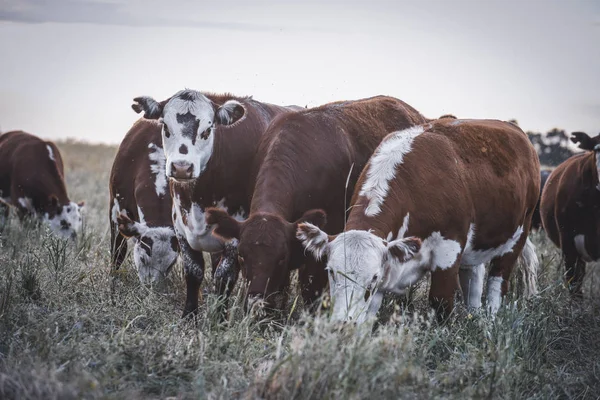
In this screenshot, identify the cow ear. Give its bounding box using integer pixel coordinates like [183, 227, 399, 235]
[215, 100, 245, 126]
[132, 96, 167, 119]
[77, 201, 85, 211]
[571, 132, 596, 151]
[205, 208, 242, 240]
[386, 237, 422, 263]
[296, 222, 334, 261]
[117, 211, 144, 238]
[294, 209, 327, 229]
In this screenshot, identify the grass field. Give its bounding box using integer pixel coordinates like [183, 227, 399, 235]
[1, 141, 599, 399]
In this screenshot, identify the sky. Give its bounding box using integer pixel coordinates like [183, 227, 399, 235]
[0, 0, 599, 144]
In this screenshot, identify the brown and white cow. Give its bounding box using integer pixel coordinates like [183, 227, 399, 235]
[298, 119, 540, 324]
[0, 131, 84, 238]
[109, 119, 179, 284]
[132, 89, 300, 316]
[540, 132, 600, 298]
[205, 96, 428, 313]
[531, 169, 552, 231]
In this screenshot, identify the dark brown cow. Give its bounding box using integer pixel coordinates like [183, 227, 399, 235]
[298, 119, 540, 324]
[109, 119, 178, 284]
[205, 96, 427, 313]
[531, 169, 552, 231]
[0, 131, 83, 238]
[131, 89, 299, 317]
[540, 132, 600, 298]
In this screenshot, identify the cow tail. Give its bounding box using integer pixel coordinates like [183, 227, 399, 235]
[518, 237, 539, 298]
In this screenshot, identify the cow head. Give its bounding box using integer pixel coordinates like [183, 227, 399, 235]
[132, 89, 246, 181]
[297, 222, 423, 325]
[205, 208, 326, 311]
[117, 211, 179, 284]
[43, 196, 84, 239]
[571, 132, 600, 187]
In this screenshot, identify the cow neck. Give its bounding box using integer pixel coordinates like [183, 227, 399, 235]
[249, 171, 295, 221]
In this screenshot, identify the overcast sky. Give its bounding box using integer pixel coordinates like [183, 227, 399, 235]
[0, 0, 599, 144]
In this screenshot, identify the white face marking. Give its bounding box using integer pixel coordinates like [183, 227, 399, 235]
[43, 201, 83, 239]
[461, 224, 524, 266]
[148, 143, 168, 197]
[111, 198, 121, 224]
[132, 226, 178, 284]
[459, 264, 485, 309]
[574, 234, 593, 262]
[486, 276, 503, 315]
[359, 126, 424, 216]
[46, 144, 55, 161]
[161, 91, 216, 179]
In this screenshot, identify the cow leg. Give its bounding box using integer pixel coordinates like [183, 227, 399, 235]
[178, 236, 206, 318]
[458, 263, 485, 309]
[110, 225, 128, 272]
[429, 262, 461, 322]
[212, 241, 241, 320]
[564, 250, 586, 299]
[486, 234, 527, 314]
[298, 258, 328, 313]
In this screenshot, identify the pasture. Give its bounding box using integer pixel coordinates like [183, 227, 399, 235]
[1, 140, 599, 399]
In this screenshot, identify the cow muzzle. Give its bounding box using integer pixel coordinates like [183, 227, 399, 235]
[170, 161, 194, 180]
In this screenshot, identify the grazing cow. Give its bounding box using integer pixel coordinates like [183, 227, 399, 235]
[0, 131, 84, 238]
[540, 132, 600, 298]
[531, 169, 552, 231]
[109, 119, 179, 284]
[132, 89, 299, 317]
[298, 119, 540, 324]
[205, 96, 428, 313]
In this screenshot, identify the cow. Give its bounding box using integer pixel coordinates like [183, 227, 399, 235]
[531, 169, 552, 231]
[297, 119, 540, 324]
[109, 119, 179, 285]
[540, 131, 600, 298]
[204, 96, 428, 314]
[0, 131, 84, 239]
[131, 89, 300, 317]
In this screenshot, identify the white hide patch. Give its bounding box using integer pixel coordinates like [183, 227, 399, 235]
[137, 205, 146, 224]
[148, 143, 168, 197]
[459, 264, 485, 309]
[18, 197, 34, 213]
[132, 226, 178, 284]
[461, 224, 524, 266]
[486, 276, 503, 314]
[359, 126, 424, 216]
[111, 198, 121, 224]
[398, 213, 410, 239]
[420, 231, 462, 271]
[574, 234, 593, 262]
[46, 145, 55, 161]
[43, 201, 83, 239]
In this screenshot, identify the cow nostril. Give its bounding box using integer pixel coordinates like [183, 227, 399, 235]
[186, 165, 193, 173]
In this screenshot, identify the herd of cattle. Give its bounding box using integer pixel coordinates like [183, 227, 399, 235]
[0, 89, 598, 325]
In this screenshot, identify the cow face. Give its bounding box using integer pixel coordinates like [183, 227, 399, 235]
[117, 212, 179, 284]
[297, 223, 422, 324]
[571, 132, 600, 187]
[131, 90, 246, 181]
[43, 197, 84, 239]
[206, 208, 326, 311]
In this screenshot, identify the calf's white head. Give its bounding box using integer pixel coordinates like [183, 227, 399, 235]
[297, 222, 423, 324]
[117, 212, 179, 284]
[132, 89, 246, 181]
[43, 197, 85, 240]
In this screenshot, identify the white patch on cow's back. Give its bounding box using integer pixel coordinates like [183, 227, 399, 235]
[46, 145, 55, 161]
[137, 205, 146, 224]
[574, 234, 593, 262]
[397, 213, 410, 239]
[461, 224, 524, 266]
[486, 276, 503, 314]
[111, 198, 121, 224]
[359, 126, 424, 216]
[148, 143, 167, 197]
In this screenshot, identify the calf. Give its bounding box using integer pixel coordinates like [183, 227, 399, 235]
[132, 89, 299, 316]
[298, 119, 540, 324]
[540, 132, 600, 298]
[531, 169, 552, 231]
[205, 96, 427, 313]
[109, 119, 179, 284]
[0, 131, 83, 238]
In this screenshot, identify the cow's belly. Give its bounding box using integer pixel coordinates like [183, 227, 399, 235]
[460, 223, 525, 266]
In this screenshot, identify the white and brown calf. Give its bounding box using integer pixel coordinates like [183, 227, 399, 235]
[109, 119, 178, 284]
[298, 119, 540, 324]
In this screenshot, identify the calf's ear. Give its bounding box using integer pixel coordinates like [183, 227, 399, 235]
[132, 96, 170, 119]
[205, 208, 242, 240]
[215, 100, 245, 126]
[296, 222, 334, 261]
[386, 237, 422, 263]
[294, 209, 327, 228]
[117, 211, 145, 238]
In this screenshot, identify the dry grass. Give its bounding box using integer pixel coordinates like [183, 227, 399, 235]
[0, 141, 599, 399]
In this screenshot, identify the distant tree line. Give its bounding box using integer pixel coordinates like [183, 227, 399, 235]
[509, 120, 579, 167]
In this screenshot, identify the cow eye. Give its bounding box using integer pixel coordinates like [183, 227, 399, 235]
[163, 124, 171, 138]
